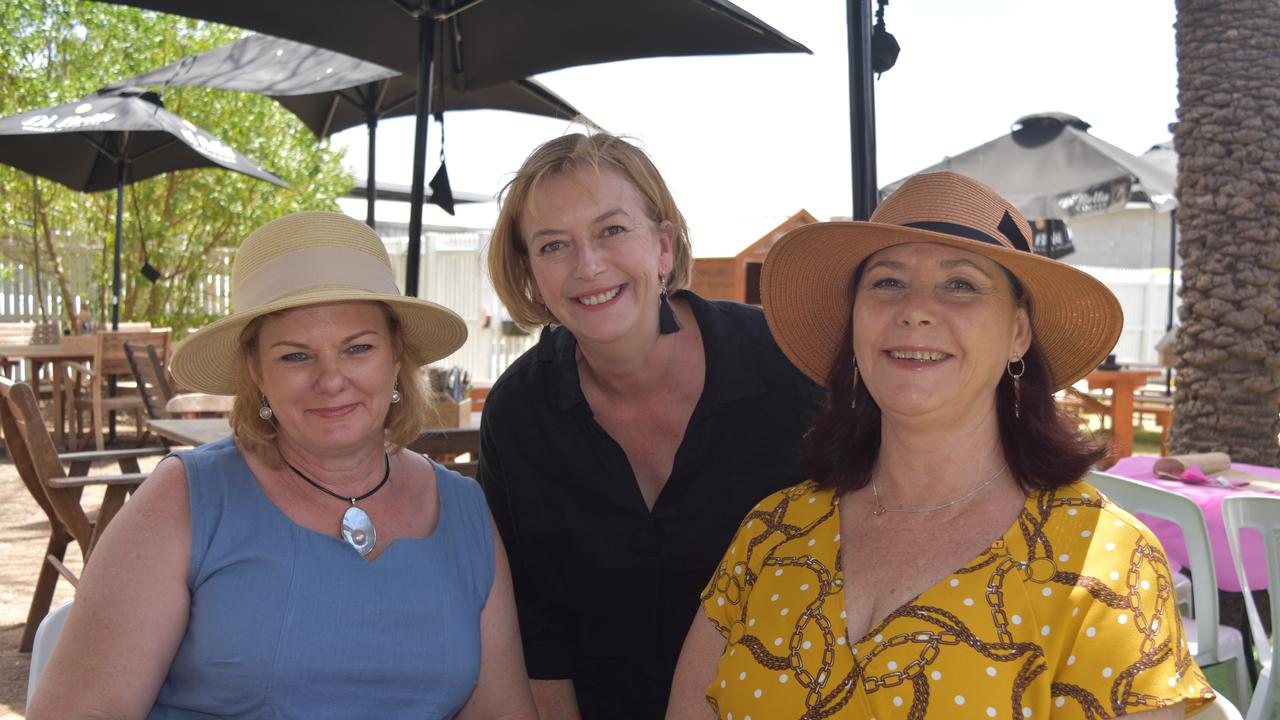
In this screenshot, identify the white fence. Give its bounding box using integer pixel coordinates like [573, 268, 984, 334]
[1073, 265, 1180, 366]
[0, 228, 539, 384]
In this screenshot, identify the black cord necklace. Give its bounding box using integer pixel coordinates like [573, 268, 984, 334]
[284, 453, 390, 557]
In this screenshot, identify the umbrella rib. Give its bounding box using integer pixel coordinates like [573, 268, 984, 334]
[437, 0, 488, 21]
[128, 137, 181, 165]
[380, 90, 415, 118]
[79, 134, 123, 165]
[320, 94, 341, 138]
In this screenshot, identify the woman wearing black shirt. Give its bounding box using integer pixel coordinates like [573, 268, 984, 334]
[479, 132, 821, 719]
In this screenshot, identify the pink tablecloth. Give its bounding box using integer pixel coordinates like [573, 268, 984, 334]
[1106, 456, 1277, 592]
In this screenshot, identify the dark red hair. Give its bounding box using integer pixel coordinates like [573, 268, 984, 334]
[800, 264, 1107, 494]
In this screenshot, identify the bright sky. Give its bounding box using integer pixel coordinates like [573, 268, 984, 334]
[332, 0, 1179, 258]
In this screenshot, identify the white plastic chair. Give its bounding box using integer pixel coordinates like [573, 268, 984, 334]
[1194, 693, 1247, 719]
[1086, 471, 1252, 708]
[25, 599, 72, 711]
[1221, 495, 1279, 720]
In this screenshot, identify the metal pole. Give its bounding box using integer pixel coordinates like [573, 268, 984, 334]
[847, 0, 878, 220]
[113, 161, 124, 331]
[405, 13, 436, 297]
[110, 160, 125, 444]
[366, 108, 378, 228]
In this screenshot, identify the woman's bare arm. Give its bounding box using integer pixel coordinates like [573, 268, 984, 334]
[26, 456, 192, 719]
[531, 679, 581, 720]
[456, 521, 538, 720]
[665, 610, 724, 720]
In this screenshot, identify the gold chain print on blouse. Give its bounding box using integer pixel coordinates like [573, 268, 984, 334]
[700, 481, 1214, 719]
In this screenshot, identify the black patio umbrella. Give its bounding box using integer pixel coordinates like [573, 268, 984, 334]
[0, 86, 287, 329]
[91, 0, 809, 296]
[111, 33, 583, 226]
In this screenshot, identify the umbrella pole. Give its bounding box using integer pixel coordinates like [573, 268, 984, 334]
[113, 161, 125, 331]
[846, 0, 878, 220]
[405, 13, 438, 298]
[366, 98, 378, 229]
[108, 160, 126, 445]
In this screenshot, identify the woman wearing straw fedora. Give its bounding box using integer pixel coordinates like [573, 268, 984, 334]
[28, 213, 536, 719]
[666, 173, 1214, 719]
[479, 133, 821, 719]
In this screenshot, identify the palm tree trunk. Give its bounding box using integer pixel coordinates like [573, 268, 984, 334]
[1169, 0, 1280, 465]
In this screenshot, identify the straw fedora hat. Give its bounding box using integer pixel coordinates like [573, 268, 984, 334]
[760, 171, 1122, 391]
[170, 212, 468, 395]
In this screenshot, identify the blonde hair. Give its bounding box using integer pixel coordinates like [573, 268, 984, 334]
[229, 303, 429, 456]
[488, 132, 693, 330]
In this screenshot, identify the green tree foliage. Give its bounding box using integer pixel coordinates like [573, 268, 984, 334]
[0, 0, 355, 336]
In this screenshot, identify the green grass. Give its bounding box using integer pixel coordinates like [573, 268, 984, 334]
[1069, 417, 1166, 458]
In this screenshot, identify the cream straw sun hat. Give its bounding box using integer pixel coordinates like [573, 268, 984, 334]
[170, 212, 467, 395]
[760, 171, 1122, 392]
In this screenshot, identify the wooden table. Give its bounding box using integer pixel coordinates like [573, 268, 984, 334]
[164, 393, 235, 416]
[1085, 368, 1161, 458]
[147, 417, 231, 446]
[148, 416, 481, 465]
[0, 336, 96, 448]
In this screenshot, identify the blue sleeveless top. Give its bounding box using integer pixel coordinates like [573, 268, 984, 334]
[149, 437, 494, 719]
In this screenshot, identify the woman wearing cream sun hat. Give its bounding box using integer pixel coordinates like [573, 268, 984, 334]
[28, 212, 538, 719]
[667, 172, 1214, 719]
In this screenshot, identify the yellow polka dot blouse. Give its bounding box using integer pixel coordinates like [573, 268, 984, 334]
[700, 480, 1214, 719]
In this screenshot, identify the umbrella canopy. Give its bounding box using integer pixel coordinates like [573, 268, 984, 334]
[881, 113, 1177, 221]
[0, 86, 287, 328]
[99, 1, 808, 89]
[91, 0, 809, 296]
[111, 33, 582, 225]
[112, 33, 581, 138]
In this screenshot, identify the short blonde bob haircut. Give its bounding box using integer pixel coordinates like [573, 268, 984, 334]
[488, 132, 693, 330]
[228, 302, 430, 457]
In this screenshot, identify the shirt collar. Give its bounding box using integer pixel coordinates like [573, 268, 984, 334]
[535, 290, 767, 411]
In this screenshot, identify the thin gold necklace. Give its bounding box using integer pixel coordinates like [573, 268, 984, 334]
[871, 462, 1009, 516]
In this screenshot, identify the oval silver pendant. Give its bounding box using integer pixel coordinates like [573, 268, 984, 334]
[341, 505, 376, 556]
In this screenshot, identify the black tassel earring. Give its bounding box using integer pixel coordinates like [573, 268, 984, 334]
[658, 275, 680, 334]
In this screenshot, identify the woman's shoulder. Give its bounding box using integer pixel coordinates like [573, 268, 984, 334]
[1030, 480, 1166, 553]
[486, 325, 571, 402]
[682, 291, 772, 343]
[423, 455, 489, 522]
[173, 434, 241, 463]
[742, 480, 837, 526]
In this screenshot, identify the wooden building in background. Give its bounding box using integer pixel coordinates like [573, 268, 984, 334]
[689, 210, 818, 304]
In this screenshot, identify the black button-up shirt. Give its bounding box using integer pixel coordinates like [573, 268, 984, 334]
[478, 291, 822, 719]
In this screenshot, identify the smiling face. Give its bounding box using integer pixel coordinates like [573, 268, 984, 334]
[248, 301, 401, 459]
[519, 164, 674, 346]
[852, 242, 1031, 423]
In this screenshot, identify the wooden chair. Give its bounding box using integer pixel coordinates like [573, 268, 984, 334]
[123, 341, 176, 421]
[123, 340, 235, 426]
[67, 329, 171, 450]
[0, 375, 165, 651]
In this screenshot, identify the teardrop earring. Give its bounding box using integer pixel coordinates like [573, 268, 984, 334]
[258, 394, 274, 421]
[390, 379, 401, 404]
